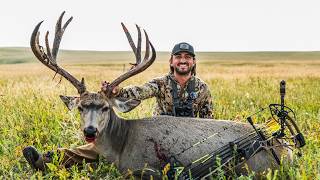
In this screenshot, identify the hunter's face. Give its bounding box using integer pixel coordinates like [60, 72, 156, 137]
[171, 52, 195, 75]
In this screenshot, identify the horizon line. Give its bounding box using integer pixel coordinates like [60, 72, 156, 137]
[1, 46, 320, 53]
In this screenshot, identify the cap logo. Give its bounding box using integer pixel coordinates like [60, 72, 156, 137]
[179, 43, 189, 50]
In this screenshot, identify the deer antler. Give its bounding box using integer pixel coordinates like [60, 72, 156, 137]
[105, 23, 156, 97]
[30, 11, 86, 94]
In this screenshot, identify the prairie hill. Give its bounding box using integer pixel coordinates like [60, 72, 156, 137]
[1, 47, 320, 64]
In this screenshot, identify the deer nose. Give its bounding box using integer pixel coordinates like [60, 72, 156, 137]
[84, 126, 97, 137]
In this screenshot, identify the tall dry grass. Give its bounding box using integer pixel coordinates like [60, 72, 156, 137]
[0, 56, 319, 179]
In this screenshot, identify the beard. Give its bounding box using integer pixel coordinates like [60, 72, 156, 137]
[174, 63, 193, 75]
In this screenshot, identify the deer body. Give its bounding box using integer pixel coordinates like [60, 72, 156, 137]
[93, 111, 283, 174]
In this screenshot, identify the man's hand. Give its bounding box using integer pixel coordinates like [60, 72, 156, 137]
[101, 81, 120, 96]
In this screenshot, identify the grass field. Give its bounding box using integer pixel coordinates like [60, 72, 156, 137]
[0, 48, 319, 179]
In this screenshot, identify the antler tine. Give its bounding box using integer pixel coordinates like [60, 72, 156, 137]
[135, 24, 142, 64]
[52, 11, 73, 62]
[106, 24, 156, 97]
[30, 12, 86, 94]
[45, 31, 54, 64]
[121, 23, 141, 64]
[143, 29, 150, 61]
[31, 21, 45, 61]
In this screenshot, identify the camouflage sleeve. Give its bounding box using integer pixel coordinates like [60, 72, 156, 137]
[116, 79, 159, 100]
[198, 85, 213, 119]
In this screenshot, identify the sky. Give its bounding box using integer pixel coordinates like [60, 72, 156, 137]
[1, 0, 320, 52]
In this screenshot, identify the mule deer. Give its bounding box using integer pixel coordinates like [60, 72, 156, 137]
[30, 12, 291, 178]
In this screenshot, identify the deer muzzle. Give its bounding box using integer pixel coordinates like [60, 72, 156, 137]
[83, 126, 98, 143]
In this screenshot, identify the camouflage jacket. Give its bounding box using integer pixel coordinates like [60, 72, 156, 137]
[116, 73, 213, 118]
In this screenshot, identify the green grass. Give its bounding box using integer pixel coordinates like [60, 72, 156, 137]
[0, 48, 319, 179]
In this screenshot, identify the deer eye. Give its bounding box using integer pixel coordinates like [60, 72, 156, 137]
[102, 106, 109, 112]
[78, 106, 84, 112]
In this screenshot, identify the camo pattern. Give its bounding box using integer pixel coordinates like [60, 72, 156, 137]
[117, 73, 213, 118]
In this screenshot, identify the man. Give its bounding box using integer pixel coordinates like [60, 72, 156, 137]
[107, 42, 213, 118]
[23, 42, 213, 171]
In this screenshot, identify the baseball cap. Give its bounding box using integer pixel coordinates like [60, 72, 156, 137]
[171, 42, 195, 57]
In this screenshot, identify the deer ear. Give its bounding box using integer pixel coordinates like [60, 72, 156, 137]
[59, 95, 80, 111]
[110, 97, 141, 113]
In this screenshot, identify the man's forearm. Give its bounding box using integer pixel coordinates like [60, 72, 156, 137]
[116, 81, 159, 100]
